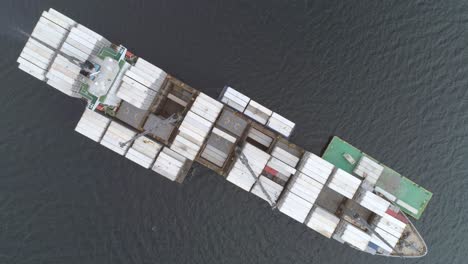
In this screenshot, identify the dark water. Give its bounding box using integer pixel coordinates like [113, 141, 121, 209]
[1, 0, 467, 263]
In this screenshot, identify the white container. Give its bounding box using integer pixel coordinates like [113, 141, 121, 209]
[266, 112, 295, 138]
[288, 172, 323, 204]
[74, 108, 111, 142]
[247, 127, 273, 148]
[271, 145, 300, 168]
[100, 121, 137, 155]
[25, 38, 55, 58]
[354, 156, 384, 185]
[297, 152, 334, 184]
[18, 62, 46, 81]
[220, 87, 250, 112]
[60, 42, 89, 61]
[341, 223, 371, 251]
[125, 136, 162, 169]
[226, 143, 271, 191]
[190, 93, 224, 123]
[358, 191, 390, 216]
[376, 213, 406, 238]
[152, 147, 188, 181]
[278, 191, 313, 223]
[212, 127, 236, 143]
[327, 169, 362, 199]
[48, 8, 76, 27]
[306, 206, 340, 238]
[244, 100, 272, 125]
[116, 79, 157, 110]
[250, 175, 284, 205]
[42, 10, 75, 30]
[20, 46, 50, 69]
[267, 157, 296, 177]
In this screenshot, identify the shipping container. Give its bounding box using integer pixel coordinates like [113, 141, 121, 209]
[152, 147, 187, 181]
[354, 156, 384, 185]
[250, 175, 283, 205]
[226, 143, 271, 191]
[266, 112, 295, 138]
[74, 108, 111, 142]
[306, 206, 340, 238]
[341, 223, 371, 251]
[297, 152, 334, 185]
[244, 100, 272, 125]
[100, 121, 137, 155]
[271, 140, 302, 168]
[357, 190, 390, 216]
[327, 169, 362, 199]
[191, 93, 224, 123]
[125, 136, 162, 169]
[41, 11, 73, 30]
[287, 171, 323, 204]
[277, 190, 313, 223]
[220, 86, 250, 112]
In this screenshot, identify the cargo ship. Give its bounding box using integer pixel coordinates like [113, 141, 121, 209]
[16, 9, 433, 258]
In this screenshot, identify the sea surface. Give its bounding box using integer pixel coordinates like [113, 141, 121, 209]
[0, 0, 467, 263]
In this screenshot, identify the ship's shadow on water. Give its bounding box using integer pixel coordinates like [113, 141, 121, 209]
[1, 0, 467, 263]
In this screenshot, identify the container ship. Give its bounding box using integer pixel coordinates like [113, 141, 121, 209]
[16, 8, 433, 258]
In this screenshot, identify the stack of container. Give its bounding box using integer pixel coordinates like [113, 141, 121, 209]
[190, 93, 224, 123]
[125, 136, 163, 169]
[287, 171, 323, 205]
[271, 143, 301, 168]
[226, 143, 271, 191]
[200, 127, 236, 167]
[250, 175, 284, 205]
[266, 112, 295, 138]
[100, 121, 137, 155]
[340, 223, 371, 251]
[116, 58, 167, 110]
[373, 211, 407, 249]
[306, 206, 340, 238]
[46, 54, 82, 97]
[74, 108, 111, 142]
[152, 147, 189, 181]
[327, 169, 362, 199]
[277, 190, 313, 223]
[17, 37, 54, 82]
[243, 100, 272, 125]
[353, 156, 384, 185]
[62, 24, 110, 62]
[171, 94, 223, 160]
[30, 10, 71, 50]
[264, 157, 297, 183]
[246, 127, 273, 149]
[220, 87, 250, 112]
[356, 190, 390, 216]
[17, 9, 76, 85]
[297, 152, 334, 185]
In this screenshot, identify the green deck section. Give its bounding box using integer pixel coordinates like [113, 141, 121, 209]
[79, 83, 99, 109]
[322, 136, 432, 220]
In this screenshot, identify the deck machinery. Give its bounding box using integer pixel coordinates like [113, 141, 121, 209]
[16, 8, 433, 258]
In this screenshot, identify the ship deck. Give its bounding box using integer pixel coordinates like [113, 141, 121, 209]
[322, 137, 432, 219]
